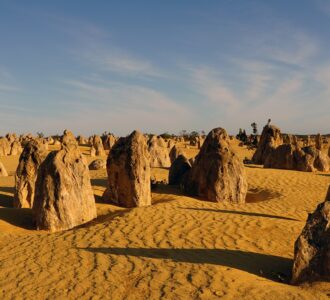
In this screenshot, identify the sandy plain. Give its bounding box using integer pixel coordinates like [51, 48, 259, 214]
[0, 140, 329, 299]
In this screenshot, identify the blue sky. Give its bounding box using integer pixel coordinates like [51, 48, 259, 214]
[0, 0, 329, 136]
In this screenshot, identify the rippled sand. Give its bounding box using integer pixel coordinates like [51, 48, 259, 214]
[0, 141, 329, 299]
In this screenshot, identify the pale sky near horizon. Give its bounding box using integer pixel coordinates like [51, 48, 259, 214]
[0, 0, 329, 136]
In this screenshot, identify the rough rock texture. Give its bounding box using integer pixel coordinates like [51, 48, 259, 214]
[148, 136, 171, 168]
[89, 159, 106, 170]
[169, 145, 186, 163]
[102, 134, 116, 151]
[77, 135, 87, 145]
[0, 160, 8, 177]
[10, 141, 22, 156]
[103, 130, 151, 207]
[0, 137, 11, 156]
[315, 133, 322, 150]
[183, 128, 248, 203]
[14, 140, 48, 208]
[252, 124, 283, 164]
[264, 144, 330, 172]
[314, 151, 330, 172]
[168, 155, 191, 185]
[33, 142, 96, 232]
[291, 186, 330, 284]
[283, 134, 292, 144]
[92, 135, 106, 156]
[62, 130, 78, 148]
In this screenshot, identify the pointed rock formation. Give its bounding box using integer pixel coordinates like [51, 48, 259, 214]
[0, 137, 11, 156]
[183, 128, 248, 203]
[252, 124, 283, 164]
[169, 145, 186, 164]
[33, 135, 96, 232]
[92, 135, 106, 156]
[14, 140, 48, 208]
[103, 130, 151, 207]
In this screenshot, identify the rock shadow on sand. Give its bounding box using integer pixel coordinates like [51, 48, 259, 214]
[81, 247, 292, 283]
[246, 188, 282, 203]
[0, 208, 34, 230]
[179, 208, 298, 221]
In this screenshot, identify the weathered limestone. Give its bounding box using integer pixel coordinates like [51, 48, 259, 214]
[14, 140, 48, 208]
[183, 128, 248, 203]
[252, 124, 283, 164]
[148, 136, 171, 168]
[92, 135, 106, 156]
[169, 145, 186, 164]
[33, 137, 96, 232]
[0, 160, 8, 177]
[0, 137, 11, 156]
[103, 130, 151, 207]
[89, 159, 106, 170]
[168, 155, 191, 185]
[102, 134, 116, 151]
[292, 186, 330, 284]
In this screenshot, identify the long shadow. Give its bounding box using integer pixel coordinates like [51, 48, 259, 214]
[0, 193, 14, 208]
[179, 208, 299, 221]
[75, 208, 132, 230]
[81, 247, 292, 283]
[0, 186, 15, 208]
[0, 186, 15, 194]
[317, 173, 330, 177]
[91, 178, 108, 188]
[0, 208, 34, 229]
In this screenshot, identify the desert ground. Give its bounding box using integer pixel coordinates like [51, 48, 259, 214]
[0, 140, 329, 299]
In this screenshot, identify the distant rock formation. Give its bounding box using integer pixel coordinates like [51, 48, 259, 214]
[103, 130, 151, 207]
[183, 128, 248, 203]
[292, 186, 330, 284]
[102, 134, 116, 151]
[169, 145, 186, 164]
[264, 144, 330, 172]
[148, 136, 171, 168]
[252, 124, 283, 164]
[92, 135, 106, 156]
[0, 137, 11, 156]
[89, 159, 106, 170]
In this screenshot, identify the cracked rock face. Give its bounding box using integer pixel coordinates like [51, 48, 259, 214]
[33, 139, 96, 232]
[14, 140, 48, 208]
[183, 127, 248, 203]
[292, 186, 330, 284]
[103, 130, 151, 208]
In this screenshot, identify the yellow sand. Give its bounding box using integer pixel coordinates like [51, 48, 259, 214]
[0, 142, 329, 299]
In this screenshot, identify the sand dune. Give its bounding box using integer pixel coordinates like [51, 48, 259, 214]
[0, 143, 329, 299]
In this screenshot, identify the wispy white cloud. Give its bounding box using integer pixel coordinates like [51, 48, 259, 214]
[75, 47, 165, 78]
[58, 78, 191, 135]
[184, 65, 239, 109]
